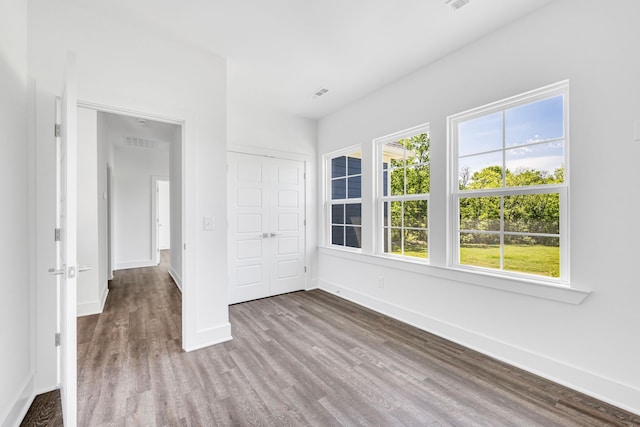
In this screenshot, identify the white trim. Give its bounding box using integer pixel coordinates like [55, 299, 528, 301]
[315, 282, 639, 416]
[182, 322, 232, 352]
[76, 98, 198, 351]
[115, 260, 157, 270]
[169, 266, 182, 292]
[3, 374, 36, 427]
[447, 80, 570, 284]
[226, 145, 314, 292]
[76, 288, 109, 317]
[374, 124, 430, 259]
[319, 247, 589, 304]
[323, 146, 363, 249]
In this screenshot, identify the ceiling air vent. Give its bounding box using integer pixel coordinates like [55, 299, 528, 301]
[445, 0, 471, 10]
[124, 136, 159, 149]
[312, 87, 329, 98]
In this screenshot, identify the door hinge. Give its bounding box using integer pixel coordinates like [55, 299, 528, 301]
[54, 124, 61, 138]
[54, 228, 61, 242]
[304, 266, 307, 273]
[304, 219, 306, 226]
[55, 333, 61, 347]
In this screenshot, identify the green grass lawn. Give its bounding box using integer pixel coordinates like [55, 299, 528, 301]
[460, 244, 559, 278]
[392, 242, 559, 278]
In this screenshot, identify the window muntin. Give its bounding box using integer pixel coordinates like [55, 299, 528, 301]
[378, 128, 430, 260]
[451, 82, 568, 282]
[328, 150, 362, 249]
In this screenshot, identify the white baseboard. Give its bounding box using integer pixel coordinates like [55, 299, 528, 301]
[168, 266, 182, 292]
[76, 286, 109, 317]
[2, 374, 35, 427]
[317, 279, 640, 416]
[115, 260, 157, 270]
[183, 322, 232, 353]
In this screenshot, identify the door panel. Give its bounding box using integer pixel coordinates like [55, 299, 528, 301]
[57, 52, 78, 427]
[228, 153, 270, 303]
[228, 153, 306, 304]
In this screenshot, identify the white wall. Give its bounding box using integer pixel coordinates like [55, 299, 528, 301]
[317, 0, 640, 415]
[76, 107, 105, 316]
[0, 0, 34, 425]
[227, 100, 319, 284]
[29, 0, 230, 395]
[113, 145, 169, 269]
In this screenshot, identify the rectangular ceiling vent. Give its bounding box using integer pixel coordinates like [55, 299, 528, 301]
[124, 136, 159, 149]
[312, 87, 329, 98]
[445, 0, 471, 10]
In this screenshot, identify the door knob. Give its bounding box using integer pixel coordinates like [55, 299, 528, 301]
[48, 267, 64, 276]
[78, 266, 92, 272]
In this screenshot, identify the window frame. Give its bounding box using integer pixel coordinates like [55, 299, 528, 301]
[448, 81, 569, 284]
[375, 123, 431, 262]
[324, 146, 363, 251]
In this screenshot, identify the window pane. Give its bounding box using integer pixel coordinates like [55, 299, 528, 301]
[332, 156, 346, 178]
[504, 194, 559, 234]
[390, 168, 405, 196]
[347, 156, 361, 176]
[504, 235, 559, 277]
[458, 111, 503, 156]
[404, 133, 430, 166]
[404, 200, 428, 228]
[388, 228, 402, 255]
[331, 204, 344, 225]
[505, 141, 564, 186]
[331, 226, 344, 245]
[406, 164, 430, 194]
[390, 201, 402, 227]
[505, 96, 563, 147]
[347, 176, 361, 198]
[383, 170, 388, 196]
[458, 152, 503, 190]
[383, 141, 404, 168]
[331, 178, 346, 199]
[345, 203, 361, 225]
[459, 233, 500, 269]
[404, 229, 428, 259]
[345, 226, 361, 248]
[459, 197, 500, 231]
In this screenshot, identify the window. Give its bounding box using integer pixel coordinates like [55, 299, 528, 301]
[449, 81, 568, 281]
[327, 149, 362, 249]
[377, 125, 430, 260]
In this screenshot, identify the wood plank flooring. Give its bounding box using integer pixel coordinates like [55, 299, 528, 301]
[70, 254, 640, 426]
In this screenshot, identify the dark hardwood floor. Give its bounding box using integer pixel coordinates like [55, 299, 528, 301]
[23, 251, 640, 425]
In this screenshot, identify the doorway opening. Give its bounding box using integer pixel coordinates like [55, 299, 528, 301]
[75, 106, 184, 315]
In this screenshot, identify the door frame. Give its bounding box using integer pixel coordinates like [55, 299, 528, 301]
[227, 145, 316, 295]
[152, 175, 170, 264]
[77, 99, 192, 348]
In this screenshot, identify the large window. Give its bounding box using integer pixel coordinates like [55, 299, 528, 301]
[327, 149, 362, 249]
[377, 125, 430, 260]
[449, 81, 568, 281]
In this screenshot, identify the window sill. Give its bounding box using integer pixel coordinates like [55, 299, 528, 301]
[319, 247, 591, 305]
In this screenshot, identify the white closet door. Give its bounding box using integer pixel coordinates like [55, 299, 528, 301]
[269, 159, 306, 296]
[228, 153, 306, 304]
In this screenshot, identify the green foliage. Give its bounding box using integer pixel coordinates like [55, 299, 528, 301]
[459, 166, 564, 246]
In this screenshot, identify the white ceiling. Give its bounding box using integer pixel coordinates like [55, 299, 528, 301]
[77, 0, 554, 119]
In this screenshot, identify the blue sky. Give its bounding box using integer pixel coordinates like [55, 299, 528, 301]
[458, 95, 564, 177]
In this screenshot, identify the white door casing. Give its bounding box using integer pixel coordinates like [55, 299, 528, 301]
[228, 153, 306, 304]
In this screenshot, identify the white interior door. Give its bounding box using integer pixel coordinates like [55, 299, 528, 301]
[228, 153, 306, 304]
[55, 52, 78, 427]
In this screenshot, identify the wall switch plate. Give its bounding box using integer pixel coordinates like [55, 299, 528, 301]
[204, 216, 214, 231]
